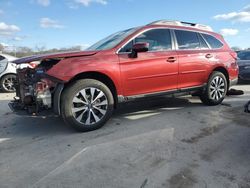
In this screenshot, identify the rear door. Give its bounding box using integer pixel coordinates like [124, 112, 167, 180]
[174, 30, 210, 89]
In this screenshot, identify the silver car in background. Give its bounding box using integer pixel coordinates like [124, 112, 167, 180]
[237, 50, 250, 82]
[0, 53, 18, 92]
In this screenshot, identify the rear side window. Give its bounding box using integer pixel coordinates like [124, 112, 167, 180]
[175, 30, 200, 50]
[0, 55, 6, 61]
[202, 34, 223, 49]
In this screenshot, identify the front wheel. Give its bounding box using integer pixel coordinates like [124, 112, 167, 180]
[200, 71, 228, 106]
[61, 79, 114, 132]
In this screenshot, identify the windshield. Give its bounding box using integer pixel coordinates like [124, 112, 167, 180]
[87, 27, 138, 51]
[237, 51, 250, 60]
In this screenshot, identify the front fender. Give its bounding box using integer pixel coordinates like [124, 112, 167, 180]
[46, 55, 122, 95]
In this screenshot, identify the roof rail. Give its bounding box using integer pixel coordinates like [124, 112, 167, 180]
[148, 20, 213, 32]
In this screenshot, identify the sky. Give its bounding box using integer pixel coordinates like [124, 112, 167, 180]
[0, 0, 250, 50]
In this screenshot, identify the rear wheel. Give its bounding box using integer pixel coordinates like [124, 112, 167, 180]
[200, 71, 228, 106]
[61, 79, 114, 132]
[0, 74, 16, 93]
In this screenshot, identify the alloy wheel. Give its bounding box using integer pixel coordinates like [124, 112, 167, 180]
[209, 76, 226, 101]
[71, 87, 108, 125]
[2, 75, 16, 92]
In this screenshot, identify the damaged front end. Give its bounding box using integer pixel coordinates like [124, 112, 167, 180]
[9, 58, 64, 115]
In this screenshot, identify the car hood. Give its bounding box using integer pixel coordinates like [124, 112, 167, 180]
[13, 50, 99, 64]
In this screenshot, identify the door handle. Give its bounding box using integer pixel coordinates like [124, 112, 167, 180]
[205, 54, 213, 59]
[167, 57, 177, 63]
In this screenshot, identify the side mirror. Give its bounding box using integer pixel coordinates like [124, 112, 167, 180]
[129, 42, 149, 58]
[132, 42, 149, 53]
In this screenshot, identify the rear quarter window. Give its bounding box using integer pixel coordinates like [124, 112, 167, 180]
[202, 34, 223, 49]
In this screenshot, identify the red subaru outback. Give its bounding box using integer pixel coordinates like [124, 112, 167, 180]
[10, 20, 238, 131]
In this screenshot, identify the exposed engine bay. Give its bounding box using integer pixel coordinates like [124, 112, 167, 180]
[10, 58, 62, 114]
[8, 50, 98, 115]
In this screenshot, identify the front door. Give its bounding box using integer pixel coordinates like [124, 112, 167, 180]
[118, 29, 178, 96]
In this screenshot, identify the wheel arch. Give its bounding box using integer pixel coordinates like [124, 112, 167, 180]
[211, 66, 230, 90]
[64, 71, 118, 108]
[0, 72, 16, 79]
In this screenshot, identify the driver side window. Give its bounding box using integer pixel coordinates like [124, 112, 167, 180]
[120, 29, 172, 53]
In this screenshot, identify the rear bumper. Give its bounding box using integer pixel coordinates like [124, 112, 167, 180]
[229, 78, 238, 87]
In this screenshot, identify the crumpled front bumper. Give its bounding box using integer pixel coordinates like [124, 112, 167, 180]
[8, 98, 23, 112]
[8, 97, 38, 115]
[8, 83, 64, 116]
[8, 97, 58, 117]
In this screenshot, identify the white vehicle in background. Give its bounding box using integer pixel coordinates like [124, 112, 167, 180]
[0, 53, 18, 92]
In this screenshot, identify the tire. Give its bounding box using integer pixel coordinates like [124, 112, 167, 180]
[61, 79, 114, 132]
[200, 71, 228, 106]
[0, 74, 16, 93]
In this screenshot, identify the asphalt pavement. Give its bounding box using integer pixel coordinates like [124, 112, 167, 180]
[0, 85, 250, 188]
